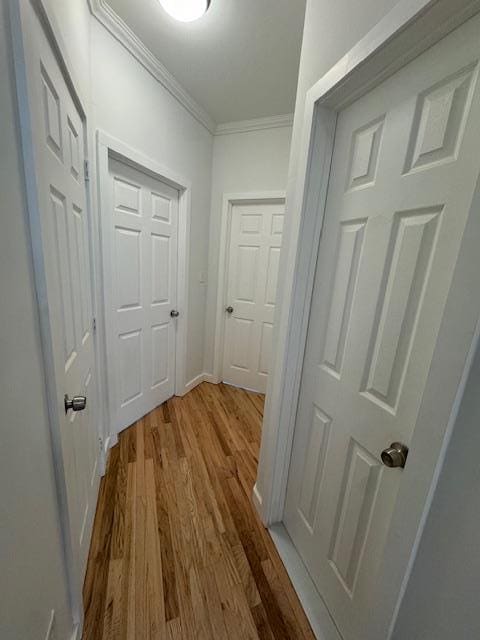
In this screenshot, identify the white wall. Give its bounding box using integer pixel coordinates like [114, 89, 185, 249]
[91, 18, 214, 391]
[204, 125, 292, 375]
[0, 3, 71, 639]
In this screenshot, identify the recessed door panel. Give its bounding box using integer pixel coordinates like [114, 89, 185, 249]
[152, 234, 170, 304]
[152, 323, 169, 388]
[115, 227, 141, 311]
[119, 330, 142, 406]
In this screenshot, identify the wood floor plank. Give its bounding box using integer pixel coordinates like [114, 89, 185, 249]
[82, 383, 313, 640]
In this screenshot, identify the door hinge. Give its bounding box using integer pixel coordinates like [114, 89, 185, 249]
[84, 159, 90, 182]
[92, 317, 97, 333]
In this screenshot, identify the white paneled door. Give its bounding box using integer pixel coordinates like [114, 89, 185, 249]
[223, 202, 284, 393]
[105, 158, 178, 432]
[284, 14, 480, 640]
[18, 0, 100, 593]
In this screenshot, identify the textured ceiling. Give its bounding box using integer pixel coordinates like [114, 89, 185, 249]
[105, 0, 306, 124]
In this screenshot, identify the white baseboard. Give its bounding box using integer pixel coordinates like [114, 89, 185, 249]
[179, 372, 220, 396]
[100, 433, 118, 476]
[269, 524, 340, 640]
[202, 372, 220, 384]
[252, 482, 264, 519]
[70, 623, 80, 640]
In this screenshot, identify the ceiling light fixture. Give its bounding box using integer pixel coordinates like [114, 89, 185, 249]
[159, 0, 211, 22]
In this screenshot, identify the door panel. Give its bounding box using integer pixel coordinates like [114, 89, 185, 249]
[223, 202, 284, 393]
[20, 0, 100, 590]
[106, 159, 178, 432]
[284, 14, 480, 640]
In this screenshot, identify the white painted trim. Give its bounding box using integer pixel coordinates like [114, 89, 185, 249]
[202, 372, 220, 385]
[70, 623, 80, 640]
[215, 114, 294, 136]
[96, 131, 192, 436]
[8, 0, 104, 631]
[181, 373, 207, 396]
[177, 372, 221, 396]
[88, 0, 216, 134]
[269, 524, 341, 640]
[255, 0, 480, 638]
[212, 191, 286, 384]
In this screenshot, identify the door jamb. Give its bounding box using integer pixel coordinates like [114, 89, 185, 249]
[96, 131, 192, 440]
[212, 191, 286, 384]
[254, 0, 480, 637]
[8, 0, 101, 633]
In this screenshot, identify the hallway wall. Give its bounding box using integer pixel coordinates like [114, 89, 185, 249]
[91, 18, 214, 390]
[0, 3, 71, 639]
[204, 125, 292, 377]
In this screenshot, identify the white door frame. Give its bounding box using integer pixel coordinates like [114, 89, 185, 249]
[255, 0, 480, 634]
[96, 131, 192, 441]
[212, 191, 286, 384]
[8, 0, 102, 633]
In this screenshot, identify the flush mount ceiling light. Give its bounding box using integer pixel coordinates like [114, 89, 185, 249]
[159, 0, 211, 22]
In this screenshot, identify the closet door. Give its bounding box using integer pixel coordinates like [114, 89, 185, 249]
[106, 158, 178, 431]
[222, 201, 284, 393]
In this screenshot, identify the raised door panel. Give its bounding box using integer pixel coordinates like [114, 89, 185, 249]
[361, 207, 441, 412]
[321, 220, 366, 378]
[115, 227, 142, 311]
[151, 234, 170, 305]
[151, 323, 169, 389]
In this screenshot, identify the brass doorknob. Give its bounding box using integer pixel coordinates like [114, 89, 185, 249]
[65, 394, 87, 414]
[381, 442, 408, 468]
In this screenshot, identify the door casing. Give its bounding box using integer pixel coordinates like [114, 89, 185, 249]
[212, 191, 286, 385]
[254, 0, 480, 638]
[96, 131, 192, 442]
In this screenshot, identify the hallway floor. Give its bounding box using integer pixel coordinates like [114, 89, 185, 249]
[82, 382, 314, 639]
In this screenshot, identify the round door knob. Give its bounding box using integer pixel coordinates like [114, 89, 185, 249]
[225, 306, 234, 314]
[64, 394, 87, 414]
[381, 442, 409, 468]
[170, 309, 180, 318]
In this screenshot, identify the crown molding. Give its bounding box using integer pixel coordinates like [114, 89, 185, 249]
[215, 113, 294, 136]
[88, 0, 216, 134]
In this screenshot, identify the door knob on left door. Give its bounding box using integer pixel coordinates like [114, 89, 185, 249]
[381, 442, 408, 468]
[64, 394, 87, 414]
[170, 309, 180, 318]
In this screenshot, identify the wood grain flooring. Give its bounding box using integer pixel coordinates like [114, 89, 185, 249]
[82, 382, 314, 640]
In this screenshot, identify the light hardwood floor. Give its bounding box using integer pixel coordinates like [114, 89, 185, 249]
[82, 382, 314, 639]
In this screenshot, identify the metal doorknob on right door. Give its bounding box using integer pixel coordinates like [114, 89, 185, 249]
[225, 306, 234, 314]
[381, 442, 409, 468]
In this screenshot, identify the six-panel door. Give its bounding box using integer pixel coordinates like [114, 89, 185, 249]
[21, 1, 101, 587]
[107, 158, 179, 432]
[223, 202, 284, 393]
[284, 14, 480, 640]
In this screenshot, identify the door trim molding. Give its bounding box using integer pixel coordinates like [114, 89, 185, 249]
[255, 0, 480, 637]
[96, 131, 192, 436]
[211, 191, 286, 385]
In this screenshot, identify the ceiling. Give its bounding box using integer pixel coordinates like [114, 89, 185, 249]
[105, 0, 306, 125]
